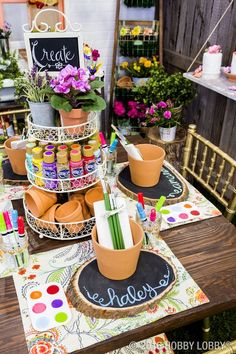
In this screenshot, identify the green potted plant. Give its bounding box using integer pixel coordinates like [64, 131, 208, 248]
[144, 101, 179, 142]
[14, 66, 55, 127]
[50, 64, 106, 131]
[120, 57, 153, 86]
[133, 63, 196, 116]
[0, 52, 22, 101]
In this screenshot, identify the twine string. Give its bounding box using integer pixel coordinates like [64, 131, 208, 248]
[187, 0, 234, 72]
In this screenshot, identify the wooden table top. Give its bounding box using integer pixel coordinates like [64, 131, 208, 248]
[1, 136, 236, 354]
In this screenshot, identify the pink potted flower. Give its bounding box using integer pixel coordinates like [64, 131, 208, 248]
[50, 64, 106, 133]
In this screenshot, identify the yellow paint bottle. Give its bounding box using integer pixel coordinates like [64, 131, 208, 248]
[32, 147, 44, 187]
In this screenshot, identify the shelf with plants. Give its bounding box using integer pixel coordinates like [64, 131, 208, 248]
[19, 43, 106, 240]
[110, 3, 163, 133]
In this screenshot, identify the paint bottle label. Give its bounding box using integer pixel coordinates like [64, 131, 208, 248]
[58, 168, 70, 179]
[43, 164, 58, 190]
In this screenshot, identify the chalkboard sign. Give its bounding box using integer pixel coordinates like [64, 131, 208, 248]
[117, 164, 189, 206]
[24, 32, 84, 74]
[68, 251, 177, 318]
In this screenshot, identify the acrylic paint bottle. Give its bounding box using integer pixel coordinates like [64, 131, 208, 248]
[69, 149, 84, 188]
[26, 143, 36, 176]
[83, 145, 96, 183]
[45, 144, 56, 152]
[32, 147, 44, 186]
[58, 145, 69, 156]
[38, 141, 48, 151]
[70, 143, 81, 151]
[57, 151, 70, 180]
[88, 140, 102, 165]
[42, 151, 58, 190]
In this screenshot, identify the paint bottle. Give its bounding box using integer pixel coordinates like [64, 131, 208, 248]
[26, 143, 36, 176]
[38, 141, 48, 151]
[69, 149, 84, 188]
[58, 145, 69, 157]
[42, 151, 58, 190]
[45, 144, 56, 152]
[70, 143, 81, 151]
[88, 140, 102, 165]
[57, 151, 70, 180]
[32, 147, 44, 186]
[82, 145, 96, 184]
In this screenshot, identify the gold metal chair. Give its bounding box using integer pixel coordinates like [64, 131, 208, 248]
[182, 124, 236, 222]
[0, 108, 30, 148]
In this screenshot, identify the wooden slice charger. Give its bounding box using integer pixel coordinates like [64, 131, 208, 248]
[117, 163, 188, 206]
[67, 250, 177, 319]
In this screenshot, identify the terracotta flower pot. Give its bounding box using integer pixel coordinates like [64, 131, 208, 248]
[128, 144, 165, 187]
[36, 203, 61, 232]
[92, 219, 143, 280]
[84, 187, 104, 216]
[55, 200, 84, 234]
[25, 187, 57, 218]
[59, 109, 89, 135]
[4, 136, 27, 175]
[69, 193, 91, 219]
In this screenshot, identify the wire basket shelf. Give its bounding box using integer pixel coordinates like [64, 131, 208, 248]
[26, 152, 106, 193]
[24, 199, 96, 241]
[27, 112, 97, 143]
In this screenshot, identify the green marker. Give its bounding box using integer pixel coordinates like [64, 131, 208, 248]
[110, 132, 116, 145]
[155, 196, 166, 212]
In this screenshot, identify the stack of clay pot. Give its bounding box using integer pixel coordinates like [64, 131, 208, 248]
[25, 183, 104, 235]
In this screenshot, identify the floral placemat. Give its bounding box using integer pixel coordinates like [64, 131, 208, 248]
[110, 161, 221, 231]
[0, 184, 28, 202]
[13, 238, 209, 353]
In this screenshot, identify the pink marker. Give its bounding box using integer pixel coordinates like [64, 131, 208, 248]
[99, 132, 109, 154]
[150, 209, 157, 222]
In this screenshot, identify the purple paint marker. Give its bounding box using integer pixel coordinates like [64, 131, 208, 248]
[42, 151, 58, 189]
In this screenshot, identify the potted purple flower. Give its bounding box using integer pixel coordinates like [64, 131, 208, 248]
[50, 64, 106, 132]
[145, 101, 178, 142]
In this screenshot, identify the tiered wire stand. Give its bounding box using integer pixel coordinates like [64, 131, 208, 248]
[24, 113, 106, 241]
[27, 112, 97, 143]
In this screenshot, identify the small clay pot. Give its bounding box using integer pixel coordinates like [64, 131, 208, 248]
[92, 219, 143, 280]
[85, 187, 104, 216]
[55, 200, 84, 234]
[128, 144, 165, 187]
[25, 187, 57, 218]
[69, 193, 91, 219]
[36, 203, 61, 232]
[59, 109, 88, 135]
[4, 136, 27, 175]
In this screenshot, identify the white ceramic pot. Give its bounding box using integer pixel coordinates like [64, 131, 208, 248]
[159, 125, 177, 142]
[132, 77, 149, 86]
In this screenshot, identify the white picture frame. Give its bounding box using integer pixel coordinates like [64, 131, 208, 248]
[24, 31, 84, 75]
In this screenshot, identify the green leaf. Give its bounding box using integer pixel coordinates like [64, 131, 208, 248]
[90, 79, 104, 90]
[50, 95, 72, 112]
[82, 95, 106, 112]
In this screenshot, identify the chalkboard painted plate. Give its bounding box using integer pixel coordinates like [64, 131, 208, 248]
[117, 163, 188, 206]
[67, 250, 177, 318]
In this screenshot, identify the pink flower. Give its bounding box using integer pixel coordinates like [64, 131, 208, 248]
[157, 101, 167, 109]
[128, 101, 138, 109]
[128, 108, 138, 118]
[148, 106, 156, 115]
[114, 101, 126, 116]
[92, 49, 100, 61]
[150, 117, 160, 124]
[163, 110, 172, 119]
[208, 45, 222, 54]
[53, 83, 70, 94]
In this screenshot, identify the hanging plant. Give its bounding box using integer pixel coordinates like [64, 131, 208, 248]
[124, 0, 155, 8]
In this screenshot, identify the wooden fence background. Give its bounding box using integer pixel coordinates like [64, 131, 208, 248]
[163, 0, 236, 160]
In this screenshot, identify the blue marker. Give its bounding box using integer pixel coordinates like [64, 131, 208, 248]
[136, 202, 148, 245]
[109, 138, 118, 153]
[11, 210, 20, 247]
